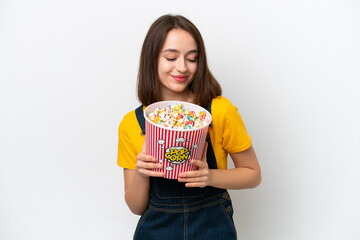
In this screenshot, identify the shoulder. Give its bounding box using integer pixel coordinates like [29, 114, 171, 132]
[120, 109, 136, 126]
[117, 108, 144, 170]
[210, 96, 245, 129]
[119, 109, 141, 134]
[211, 96, 237, 115]
[210, 96, 252, 153]
[212, 96, 232, 106]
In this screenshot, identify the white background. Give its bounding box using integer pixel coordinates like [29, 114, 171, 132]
[1, 0, 360, 239]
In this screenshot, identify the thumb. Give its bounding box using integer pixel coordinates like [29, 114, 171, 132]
[141, 136, 147, 153]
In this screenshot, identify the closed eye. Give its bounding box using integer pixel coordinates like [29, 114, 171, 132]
[187, 58, 197, 63]
[165, 57, 197, 62]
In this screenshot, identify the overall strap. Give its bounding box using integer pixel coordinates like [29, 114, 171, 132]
[206, 101, 212, 127]
[135, 105, 145, 135]
[204, 101, 218, 169]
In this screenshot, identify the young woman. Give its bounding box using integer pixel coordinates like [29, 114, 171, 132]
[117, 14, 261, 240]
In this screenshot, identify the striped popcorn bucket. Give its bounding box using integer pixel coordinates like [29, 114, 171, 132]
[144, 101, 212, 179]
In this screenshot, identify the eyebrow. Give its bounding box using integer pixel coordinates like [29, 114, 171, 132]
[162, 49, 198, 54]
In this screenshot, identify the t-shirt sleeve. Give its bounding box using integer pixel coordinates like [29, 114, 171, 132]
[222, 102, 252, 153]
[117, 117, 137, 170]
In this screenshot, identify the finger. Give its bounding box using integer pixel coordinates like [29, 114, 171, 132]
[136, 161, 162, 170]
[178, 176, 207, 183]
[178, 168, 207, 178]
[190, 159, 208, 168]
[138, 168, 164, 177]
[137, 153, 157, 162]
[185, 182, 206, 188]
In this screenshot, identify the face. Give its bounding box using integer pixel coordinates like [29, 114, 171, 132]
[157, 28, 198, 101]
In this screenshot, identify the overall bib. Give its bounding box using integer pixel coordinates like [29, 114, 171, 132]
[133, 102, 237, 240]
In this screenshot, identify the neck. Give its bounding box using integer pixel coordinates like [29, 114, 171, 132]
[161, 90, 196, 104]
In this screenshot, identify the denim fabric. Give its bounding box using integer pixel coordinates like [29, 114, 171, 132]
[133, 188, 236, 240]
[133, 161, 237, 240]
[133, 103, 237, 240]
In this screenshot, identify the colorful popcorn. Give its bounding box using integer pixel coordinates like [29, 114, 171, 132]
[147, 104, 209, 130]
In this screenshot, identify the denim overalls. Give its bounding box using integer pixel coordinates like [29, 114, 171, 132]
[133, 102, 237, 240]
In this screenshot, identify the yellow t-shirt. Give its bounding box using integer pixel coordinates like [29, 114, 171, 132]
[117, 96, 252, 170]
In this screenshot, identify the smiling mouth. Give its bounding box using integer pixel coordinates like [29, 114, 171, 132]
[172, 75, 187, 82]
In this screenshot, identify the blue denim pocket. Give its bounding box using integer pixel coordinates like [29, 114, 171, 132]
[186, 200, 237, 240]
[133, 208, 186, 240]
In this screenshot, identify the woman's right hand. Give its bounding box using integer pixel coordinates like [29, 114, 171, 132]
[135, 139, 163, 178]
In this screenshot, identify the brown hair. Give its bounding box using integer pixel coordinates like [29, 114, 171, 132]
[137, 14, 222, 107]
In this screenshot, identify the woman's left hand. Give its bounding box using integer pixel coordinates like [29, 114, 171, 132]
[178, 142, 211, 188]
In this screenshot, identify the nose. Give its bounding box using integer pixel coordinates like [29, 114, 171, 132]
[175, 58, 187, 73]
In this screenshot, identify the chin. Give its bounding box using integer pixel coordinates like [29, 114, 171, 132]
[171, 86, 190, 93]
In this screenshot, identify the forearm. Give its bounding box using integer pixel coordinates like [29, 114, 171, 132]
[208, 167, 261, 190]
[124, 170, 151, 215]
